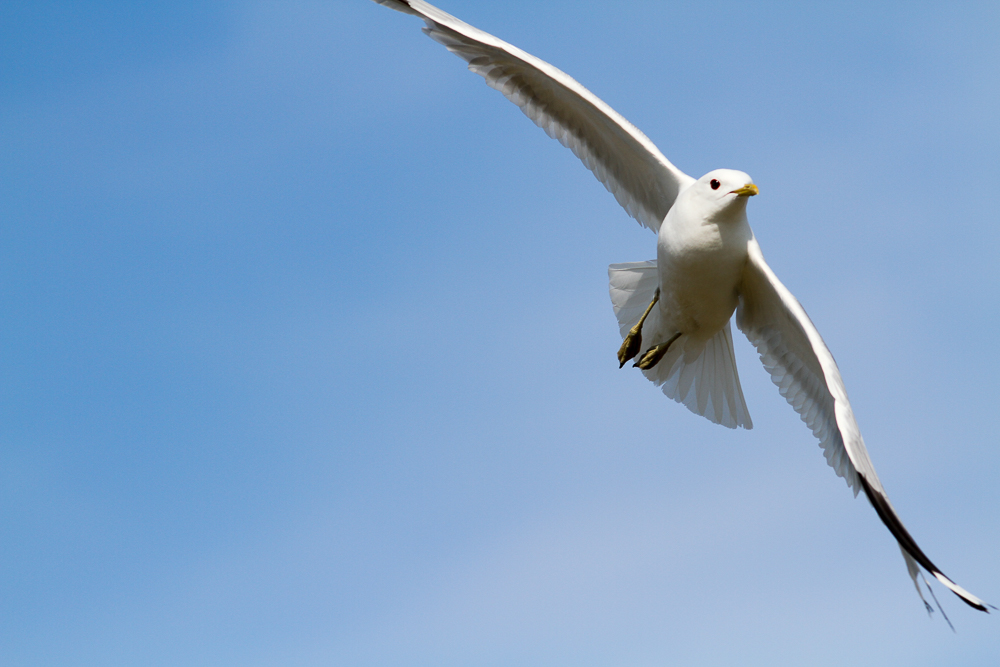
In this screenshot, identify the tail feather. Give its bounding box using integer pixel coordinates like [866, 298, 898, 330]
[609, 261, 752, 429]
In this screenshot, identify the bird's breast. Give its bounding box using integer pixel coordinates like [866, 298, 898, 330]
[656, 214, 751, 340]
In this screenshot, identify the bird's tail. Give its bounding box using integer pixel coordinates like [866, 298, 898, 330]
[609, 261, 752, 429]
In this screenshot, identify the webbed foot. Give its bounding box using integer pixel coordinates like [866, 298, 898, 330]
[617, 327, 643, 368]
[634, 332, 682, 370]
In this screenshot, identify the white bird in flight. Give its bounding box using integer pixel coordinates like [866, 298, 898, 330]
[373, 0, 990, 617]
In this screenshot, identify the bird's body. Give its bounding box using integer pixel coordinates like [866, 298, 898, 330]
[373, 0, 990, 618]
[657, 170, 754, 344]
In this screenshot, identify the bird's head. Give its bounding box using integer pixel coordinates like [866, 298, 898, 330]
[690, 169, 758, 220]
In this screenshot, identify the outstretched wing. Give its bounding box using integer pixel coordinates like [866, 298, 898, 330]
[736, 237, 988, 612]
[373, 0, 695, 232]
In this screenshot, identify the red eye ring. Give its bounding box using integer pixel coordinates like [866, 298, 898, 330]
[710, 179, 721, 190]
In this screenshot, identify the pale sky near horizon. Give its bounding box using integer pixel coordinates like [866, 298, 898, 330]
[3, 1, 1000, 665]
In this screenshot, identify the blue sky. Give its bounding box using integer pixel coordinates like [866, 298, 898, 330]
[2, 1, 999, 664]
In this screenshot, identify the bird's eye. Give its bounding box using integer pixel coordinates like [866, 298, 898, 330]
[710, 179, 721, 190]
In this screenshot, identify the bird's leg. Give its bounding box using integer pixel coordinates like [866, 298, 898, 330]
[635, 331, 682, 370]
[617, 289, 660, 368]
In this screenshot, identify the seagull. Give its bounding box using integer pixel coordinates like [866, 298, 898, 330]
[372, 0, 990, 617]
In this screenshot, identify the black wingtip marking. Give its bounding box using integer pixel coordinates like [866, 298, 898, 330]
[857, 474, 988, 612]
[375, 0, 417, 14]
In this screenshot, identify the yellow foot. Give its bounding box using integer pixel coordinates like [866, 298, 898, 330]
[634, 332, 681, 370]
[617, 327, 643, 368]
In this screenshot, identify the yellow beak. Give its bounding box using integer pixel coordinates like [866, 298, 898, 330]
[730, 183, 759, 197]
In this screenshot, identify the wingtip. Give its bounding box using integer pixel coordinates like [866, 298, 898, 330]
[860, 475, 990, 614]
[931, 571, 990, 612]
[372, 0, 419, 15]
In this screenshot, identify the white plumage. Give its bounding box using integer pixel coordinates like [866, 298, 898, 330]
[373, 0, 990, 615]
